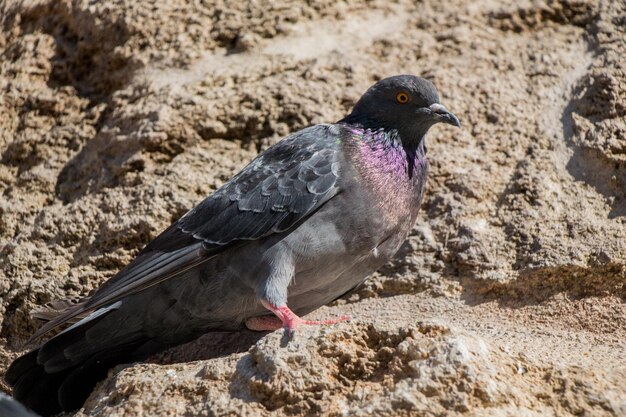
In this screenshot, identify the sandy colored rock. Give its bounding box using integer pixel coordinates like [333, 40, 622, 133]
[0, 0, 624, 415]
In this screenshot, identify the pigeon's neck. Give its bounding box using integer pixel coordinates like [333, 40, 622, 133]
[339, 113, 432, 145]
[341, 123, 427, 181]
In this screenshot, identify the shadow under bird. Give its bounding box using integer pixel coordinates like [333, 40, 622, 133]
[6, 75, 460, 416]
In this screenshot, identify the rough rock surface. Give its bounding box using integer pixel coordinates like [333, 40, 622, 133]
[0, 0, 624, 415]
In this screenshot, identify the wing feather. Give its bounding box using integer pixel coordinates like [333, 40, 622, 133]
[31, 124, 345, 340]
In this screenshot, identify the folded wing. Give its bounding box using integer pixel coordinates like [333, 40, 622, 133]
[30, 124, 343, 340]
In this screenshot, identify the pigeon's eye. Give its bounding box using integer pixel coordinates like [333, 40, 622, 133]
[396, 92, 409, 104]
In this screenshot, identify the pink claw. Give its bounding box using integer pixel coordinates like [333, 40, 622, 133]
[245, 301, 351, 337]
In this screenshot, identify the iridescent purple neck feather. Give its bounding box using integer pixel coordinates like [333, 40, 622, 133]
[341, 124, 428, 181]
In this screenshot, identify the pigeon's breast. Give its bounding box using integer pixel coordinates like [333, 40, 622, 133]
[350, 134, 429, 229]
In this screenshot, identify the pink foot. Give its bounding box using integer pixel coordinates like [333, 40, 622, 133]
[250, 300, 350, 337]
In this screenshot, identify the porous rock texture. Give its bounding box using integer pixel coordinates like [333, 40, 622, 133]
[0, 0, 624, 415]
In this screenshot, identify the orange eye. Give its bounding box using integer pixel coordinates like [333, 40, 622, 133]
[396, 92, 409, 104]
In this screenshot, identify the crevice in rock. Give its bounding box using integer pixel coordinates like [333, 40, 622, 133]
[460, 263, 625, 307]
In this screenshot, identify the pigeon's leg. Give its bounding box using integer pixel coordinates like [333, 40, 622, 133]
[248, 252, 349, 336]
[245, 300, 350, 337]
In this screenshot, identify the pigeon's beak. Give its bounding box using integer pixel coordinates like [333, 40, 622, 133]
[429, 103, 461, 128]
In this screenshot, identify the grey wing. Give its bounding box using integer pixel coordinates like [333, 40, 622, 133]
[31, 124, 343, 340]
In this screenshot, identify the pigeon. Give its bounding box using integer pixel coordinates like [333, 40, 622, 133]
[5, 75, 459, 416]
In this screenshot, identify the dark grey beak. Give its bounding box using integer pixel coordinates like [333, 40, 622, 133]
[429, 103, 461, 128]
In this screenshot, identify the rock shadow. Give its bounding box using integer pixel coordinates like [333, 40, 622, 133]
[459, 263, 625, 308]
[148, 329, 266, 365]
[562, 77, 626, 218]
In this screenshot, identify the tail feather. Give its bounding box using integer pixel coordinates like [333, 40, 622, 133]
[5, 305, 158, 417]
[57, 340, 148, 411]
[38, 301, 123, 373]
[7, 343, 148, 417]
[4, 350, 39, 386]
[30, 296, 90, 324]
[12, 364, 68, 416]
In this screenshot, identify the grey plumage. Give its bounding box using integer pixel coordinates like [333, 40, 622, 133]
[5, 75, 459, 416]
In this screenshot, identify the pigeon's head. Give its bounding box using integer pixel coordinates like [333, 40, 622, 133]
[342, 75, 460, 141]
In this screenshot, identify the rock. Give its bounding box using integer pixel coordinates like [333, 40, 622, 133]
[77, 320, 625, 416]
[1, 0, 624, 415]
